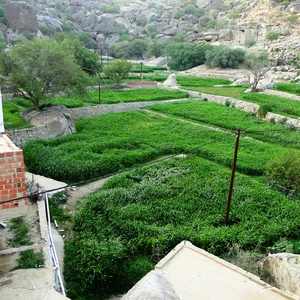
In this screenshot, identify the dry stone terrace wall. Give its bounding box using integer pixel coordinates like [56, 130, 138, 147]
[7, 94, 300, 148]
[7, 99, 188, 147]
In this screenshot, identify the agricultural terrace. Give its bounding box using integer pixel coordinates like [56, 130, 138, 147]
[14, 75, 300, 299]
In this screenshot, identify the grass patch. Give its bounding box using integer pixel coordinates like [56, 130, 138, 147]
[64, 156, 300, 299]
[177, 76, 232, 87]
[23, 109, 297, 183]
[3, 98, 32, 130]
[51, 88, 189, 107]
[241, 93, 300, 118]
[184, 85, 248, 98]
[131, 64, 168, 73]
[12, 249, 44, 270]
[8, 217, 32, 247]
[274, 82, 300, 95]
[147, 101, 300, 149]
[49, 192, 71, 223]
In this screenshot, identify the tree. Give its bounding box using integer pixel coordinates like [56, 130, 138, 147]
[164, 41, 212, 71]
[244, 51, 270, 92]
[205, 46, 245, 68]
[108, 39, 148, 59]
[54, 33, 101, 75]
[0, 38, 89, 110]
[149, 40, 166, 58]
[266, 150, 300, 192]
[103, 60, 132, 86]
[266, 31, 280, 41]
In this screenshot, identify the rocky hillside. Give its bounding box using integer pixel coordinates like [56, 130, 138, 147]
[0, 0, 299, 66]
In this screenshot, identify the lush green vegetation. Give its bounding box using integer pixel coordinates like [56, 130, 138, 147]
[177, 76, 232, 87]
[131, 64, 167, 73]
[147, 101, 300, 149]
[205, 46, 245, 69]
[180, 83, 300, 118]
[164, 41, 213, 71]
[8, 217, 32, 247]
[185, 85, 248, 98]
[3, 88, 189, 129]
[65, 155, 300, 299]
[13, 249, 44, 270]
[17, 79, 300, 299]
[52, 88, 189, 107]
[241, 93, 300, 118]
[23, 108, 297, 182]
[3, 98, 32, 130]
[274, 82, 300, 95]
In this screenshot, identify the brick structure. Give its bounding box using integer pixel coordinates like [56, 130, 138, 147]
[0, 134, 27, 220]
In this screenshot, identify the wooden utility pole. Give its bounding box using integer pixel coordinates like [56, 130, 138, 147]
[97, 71, 101, 105]
[224, 128, 241, 225]
[140, 62, 143, 81]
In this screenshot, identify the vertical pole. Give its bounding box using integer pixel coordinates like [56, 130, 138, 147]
[98, 72, 101, 105]
[140, 62, 143, 81]
[224, 128, 241, 225]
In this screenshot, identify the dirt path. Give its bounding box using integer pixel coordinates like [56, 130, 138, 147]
[66, 177, 111, 212]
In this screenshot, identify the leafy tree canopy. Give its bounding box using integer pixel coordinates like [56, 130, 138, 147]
[205, 46, 245, 69]
[164, 41, 213, 71]
[108, 39, 148, 59]
[149, 40, 166, 58]
[0, 38, 89, 110]
[54, 32, 101, 75]
[103, 59, 132, 86]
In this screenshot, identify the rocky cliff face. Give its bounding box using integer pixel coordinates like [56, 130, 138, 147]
[0, 0, 299, 64]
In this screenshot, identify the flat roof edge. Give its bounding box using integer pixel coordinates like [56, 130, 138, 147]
[0, 134, 21, 152]
[155, 240, 300, 300]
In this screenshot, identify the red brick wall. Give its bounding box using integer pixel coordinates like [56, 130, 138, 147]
[0, 150, 27, 210]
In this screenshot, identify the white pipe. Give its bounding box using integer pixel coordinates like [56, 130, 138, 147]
[45, 193, 66, 297]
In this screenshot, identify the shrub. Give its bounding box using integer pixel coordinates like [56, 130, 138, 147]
[286, 15, 299, 25]
[165, 41, 213, 71]
[205, 46, 245, 69]
[245, 40, 256, 48]
[13, 250, 44, 270]
[266, 31, 280, 41]
[258, 104, 272, 117]
[266, 150, 300, 191]
[8, 217, 32, 247]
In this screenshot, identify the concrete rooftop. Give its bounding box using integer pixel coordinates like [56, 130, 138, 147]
[154, 241, 299, 300]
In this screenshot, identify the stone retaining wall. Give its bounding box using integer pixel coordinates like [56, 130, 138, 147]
[7, 99, 188, 147]
[6, 93, 300, 148]
[200, 93, 260, 114]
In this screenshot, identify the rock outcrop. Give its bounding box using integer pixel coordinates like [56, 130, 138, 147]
[260, 253, 300, 297]
[21, 105, 76, 139]
[5, 2, 38, 33]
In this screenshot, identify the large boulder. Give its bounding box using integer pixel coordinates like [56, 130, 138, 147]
[38, 16, 63, 32]
[163, 74, 178, 88]
[21, 105, 76, 139]
[260, 253, 300, 296]
[6, 2, 38, 33]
